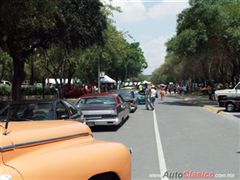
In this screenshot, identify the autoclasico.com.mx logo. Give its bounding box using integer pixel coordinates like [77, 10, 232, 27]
[149, 171, 236, 179]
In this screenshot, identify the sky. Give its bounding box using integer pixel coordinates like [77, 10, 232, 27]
[102, 0, 190, 75]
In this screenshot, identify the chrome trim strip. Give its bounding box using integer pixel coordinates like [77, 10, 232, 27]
[0, 132, 91, 152]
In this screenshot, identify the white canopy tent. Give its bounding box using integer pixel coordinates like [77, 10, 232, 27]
[142, 80, 151, 84]
[100, 75, 116, 83]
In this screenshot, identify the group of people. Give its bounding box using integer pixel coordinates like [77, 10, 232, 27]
[143, 83, 166, 111]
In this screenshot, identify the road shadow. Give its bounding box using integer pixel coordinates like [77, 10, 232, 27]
[233, 115, 240, 118]
[159, 100, 201, 107]
[158, 95, 219, 108]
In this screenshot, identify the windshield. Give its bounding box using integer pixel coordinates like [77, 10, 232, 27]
[119, 92, 134, 100]
[6, 102, 54, 121]
[78, 96, 116, 105]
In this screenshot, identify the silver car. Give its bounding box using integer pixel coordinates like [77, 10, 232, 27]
[75, 93, 130, 127]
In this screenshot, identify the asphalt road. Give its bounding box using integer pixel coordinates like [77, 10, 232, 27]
[92, 96, 240, 180]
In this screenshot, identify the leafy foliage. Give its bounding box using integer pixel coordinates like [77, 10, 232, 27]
[0, 0, 107, 100]
[154, 0, 240, 85]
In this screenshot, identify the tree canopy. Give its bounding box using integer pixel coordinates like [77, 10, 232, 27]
[152, 0, 240, 86]
[0, 0, 107, 100]
[0, 1, 148, 99]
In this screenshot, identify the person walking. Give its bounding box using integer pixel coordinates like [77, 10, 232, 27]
[145, 83, 154, 110]
[150, 85, 157, 107]
[160, 85, 166, 101]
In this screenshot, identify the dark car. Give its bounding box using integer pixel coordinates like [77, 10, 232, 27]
[0, 99, 84, 122]
[74, 93, 130, 127]
[219, 96, 240, 112]
[0, 101, 9, 111]
[110, 90, 138, 112]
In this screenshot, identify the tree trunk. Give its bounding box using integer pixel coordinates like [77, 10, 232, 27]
[12, 59, 25, 102]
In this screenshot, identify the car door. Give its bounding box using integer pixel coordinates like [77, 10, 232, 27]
[234, 83, 240, 96]
[117, 95, 129, 120]
[56, 101, 70, 119]
[62, 100, 84, 121]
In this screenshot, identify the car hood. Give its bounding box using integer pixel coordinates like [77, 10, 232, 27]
[0, 120, 92, 151]
[215, 89, 234, 94]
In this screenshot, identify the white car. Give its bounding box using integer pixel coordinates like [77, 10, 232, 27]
[215, 82, 240, 102]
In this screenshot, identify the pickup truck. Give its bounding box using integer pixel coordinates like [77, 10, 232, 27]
[219, 96, 240, 112]
[215, 82, 240, 102]
[0, 117, 132, 179]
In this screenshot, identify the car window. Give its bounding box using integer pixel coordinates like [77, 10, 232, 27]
[64, 101, 78, 115]
[56, 102, 69, 119]
[119, 92, 134, 100]
[78, 96, 116, 105]
[235, 84, 240, 90]
[0, 102, 7, 110]
[0, 107, 8, 121]
[7, 103, 53, 121]
[118, 95, 124, 104]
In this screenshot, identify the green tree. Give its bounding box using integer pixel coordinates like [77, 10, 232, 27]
[156, 0, 240, 86]
[0, 49, 12, 81]
[0, 0, 107, 101]
[75, 24, 147, 84]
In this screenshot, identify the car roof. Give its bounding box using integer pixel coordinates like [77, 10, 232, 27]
[80, 93, 118, 98]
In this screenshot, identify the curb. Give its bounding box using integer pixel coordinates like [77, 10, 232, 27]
[203, 105, 225, 115]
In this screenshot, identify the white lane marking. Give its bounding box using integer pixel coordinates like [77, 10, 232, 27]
[153, 110, 169, 180]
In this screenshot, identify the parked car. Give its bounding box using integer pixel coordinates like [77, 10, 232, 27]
[134, 90, 146, 105]
[215, 82, 240, 102]
[218, 96, 240, 112]
[75, 93, 130, 127]
[63, 84, 92, 98]
[0, 99, 84, 122]
[110, 90, 138, 112]
[0, 110, 131, 179]
[0, 101, 9, 111]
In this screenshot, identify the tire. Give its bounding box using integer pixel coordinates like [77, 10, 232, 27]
[225, 102, 235, 112]
[89, 172, 120, 180]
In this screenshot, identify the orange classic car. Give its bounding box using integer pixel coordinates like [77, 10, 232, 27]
[0, 120, 132, 179]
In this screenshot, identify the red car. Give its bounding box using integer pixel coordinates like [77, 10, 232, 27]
[75, 93, 130, 127]
[63, 84, 92, 98]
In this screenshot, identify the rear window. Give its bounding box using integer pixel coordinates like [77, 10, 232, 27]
[78, 96, 116, 105]
[119, 92, 134, 100]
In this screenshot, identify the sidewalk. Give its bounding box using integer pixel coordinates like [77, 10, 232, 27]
[171, 93, 240, 120]
[172, 94, 225, 114]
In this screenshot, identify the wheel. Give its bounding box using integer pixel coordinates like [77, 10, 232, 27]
[89, 172, 120, 180]
[225, 102, 235, 112]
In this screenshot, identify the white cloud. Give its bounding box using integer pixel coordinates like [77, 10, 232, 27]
[104, 0, 147, 23]
[141, 35, 172, 74]
[148, 2, 189, 19]
[103, 0, 189, 23]
[101, 0, 189, 74]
